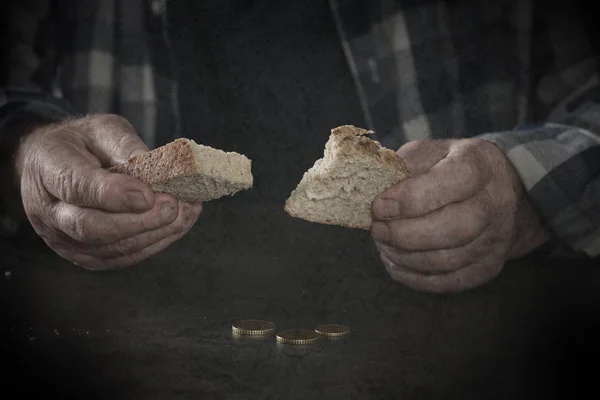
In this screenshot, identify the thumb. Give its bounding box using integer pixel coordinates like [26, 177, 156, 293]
[42, 148, 155, 213]
[396, 139, 451, 176]
[41, 115, 155, 213]
[371, 139, 451, 220]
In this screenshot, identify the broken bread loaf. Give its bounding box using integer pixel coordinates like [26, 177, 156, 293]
[284, 125, 410, 229]
[109, 138, 253, 202]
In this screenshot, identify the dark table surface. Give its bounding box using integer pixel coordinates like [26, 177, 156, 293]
[1, 198, 600, 400]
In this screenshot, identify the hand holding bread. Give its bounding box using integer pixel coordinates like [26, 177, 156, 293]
[11, 114, 203, 270]
[370, 139, 551, 293]
[284, 128, 551, 293]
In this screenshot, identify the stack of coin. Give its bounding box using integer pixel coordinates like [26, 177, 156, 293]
[315, 323, 350, 338]
[232, 319, 350, 345]
[276, 329, 319, 345]
[232, 319, 276, 336]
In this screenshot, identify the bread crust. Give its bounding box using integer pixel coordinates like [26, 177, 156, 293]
[108, 138, 253, 202]
[330, 125, 410, 178]
[108, 138, 197, 184]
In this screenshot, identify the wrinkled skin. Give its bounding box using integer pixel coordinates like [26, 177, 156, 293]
[11, 114, 202, 270]
[371, 139, 551, 293]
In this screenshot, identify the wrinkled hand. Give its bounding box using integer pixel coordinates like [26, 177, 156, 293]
[371, 139, 551, 293]
[12, 114, 202, 270]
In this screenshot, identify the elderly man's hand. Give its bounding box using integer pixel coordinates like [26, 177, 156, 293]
[371, 139, 551, 293]
[10, 114, 202, 270]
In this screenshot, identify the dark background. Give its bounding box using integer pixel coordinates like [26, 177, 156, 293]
[2, 1, 600, 399]
[167, 0, 365, 202]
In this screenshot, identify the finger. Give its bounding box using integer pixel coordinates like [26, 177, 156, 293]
[371, 190, 493, 250]
[82, 114, 150, 166]
[82, 227, 190, 270]
[51, 193, 180, 245]
[86, 202, 202, 258]
[374, 228, 500, 274]
[50, 215, 192, 271]
[373, 141, 493, 220]
[380, 252, 504, 294]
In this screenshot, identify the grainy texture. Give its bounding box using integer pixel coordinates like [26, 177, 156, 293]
[285, 125, 410, 229]
[109, 138, 253, 202]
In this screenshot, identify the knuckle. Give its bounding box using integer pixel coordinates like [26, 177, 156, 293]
[95, 114, 139, 143]
[90, 178, 111, 206]
[462, 143, 490, 181]
[398, 139, 427, 155]
[55, 166, 77, 203]
[68, 212, 99, 243]
[95, 114, 146, 162]
[98, 113, 134, 131]
[115, 130, 141, 153]
[472, 137, 498, 157]
[70, 214, 88, 242]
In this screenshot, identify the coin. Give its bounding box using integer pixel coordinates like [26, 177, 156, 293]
[276, 329, 320, 345]
[232, 319, 276, 336]
[315, 324, 350, 337]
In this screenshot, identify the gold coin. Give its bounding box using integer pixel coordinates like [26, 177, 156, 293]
[232, 319, 276, 336]
[315, 324, 350, 337]
[276, 329, 320, 345]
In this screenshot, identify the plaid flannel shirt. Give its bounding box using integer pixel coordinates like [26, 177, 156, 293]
[329, 0, 600, 257]
[1, 0, 599, 257]
[0, 0, 180, 148]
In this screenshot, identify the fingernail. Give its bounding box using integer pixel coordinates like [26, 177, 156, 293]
[160, 201, 178, 222]
[371, 222, 391, 242]
[374, 199, 400, 219]
[124, 190, 150, 211]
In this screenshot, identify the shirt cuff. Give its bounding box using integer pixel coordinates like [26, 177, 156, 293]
[478, 124, 600, 258]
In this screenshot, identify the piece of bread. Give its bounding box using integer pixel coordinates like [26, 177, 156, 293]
[109, 138, 253, 202]
[284, 125, 410, 229]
